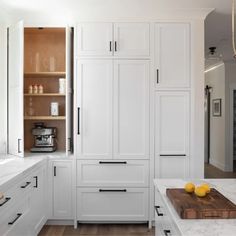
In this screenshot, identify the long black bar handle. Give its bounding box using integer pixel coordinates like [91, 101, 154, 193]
[54, 166, 57, 177]
[160, 154, 186, 157]
[0, 197, 11, 207]
[99, 189, 127, 192]
[115, 41, 117, 51]
[77, 107, 80, 135]
[99, 161, 127, 164]
[8, 213, 22, 225]
[109, 41, 112, 51]
[20, 182, 31, 188]
[163, 230, 171, 236]
[18, 139, 22, 153]
[155, 206, 163, 216]
[33, 176, 38, 188]
[157, 69, 159, 84]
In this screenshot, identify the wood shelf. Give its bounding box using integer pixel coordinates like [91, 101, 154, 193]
[24, 72, 66, 78]
[24, 116, 66, 120]
[24, 93, 66, 97]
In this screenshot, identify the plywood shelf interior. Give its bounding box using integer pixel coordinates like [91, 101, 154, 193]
[24, 72, 66, 78]
[24, 116, 66, 120]
[24, 93, 65, 97]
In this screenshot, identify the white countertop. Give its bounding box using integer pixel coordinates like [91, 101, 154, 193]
[0, 154, 45, 189]
[154, 179, 236, 236]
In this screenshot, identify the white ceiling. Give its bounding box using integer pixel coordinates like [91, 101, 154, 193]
[0, 0, 234, 60]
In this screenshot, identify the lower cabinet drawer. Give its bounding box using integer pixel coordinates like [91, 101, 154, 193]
[77, 160, 149, 187]
[77, 187, 148, 221]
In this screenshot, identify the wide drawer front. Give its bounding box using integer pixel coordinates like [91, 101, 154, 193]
[77, 160, 149, 187]
[77, 187, 149, 221]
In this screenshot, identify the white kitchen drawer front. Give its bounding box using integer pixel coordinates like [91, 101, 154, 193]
[114, 23, 150, 57]
[77, 160, 149, 187]
[77, 187, 148, 221]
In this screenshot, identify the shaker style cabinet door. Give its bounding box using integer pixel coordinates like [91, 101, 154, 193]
[113, 23, 150, 57]
[154, 23, 190, 88]
[77, 23, 113, 56]
[113, 60, 149, 159]
[155, 91, 190, 178]
[8, 21, 24, 157]
[77, 60, 113, 159]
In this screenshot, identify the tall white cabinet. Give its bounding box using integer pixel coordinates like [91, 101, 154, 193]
[154, 23, 191, 179]
[76, 22, 150, 223]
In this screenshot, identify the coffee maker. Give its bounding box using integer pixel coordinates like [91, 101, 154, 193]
[30, 122, 57, 152]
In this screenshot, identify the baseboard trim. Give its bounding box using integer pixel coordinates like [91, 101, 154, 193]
[46, 220, 74, 225]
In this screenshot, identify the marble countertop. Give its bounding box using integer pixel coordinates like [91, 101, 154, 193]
[154, 179, 236, 236]
[0, 154, 45, 189]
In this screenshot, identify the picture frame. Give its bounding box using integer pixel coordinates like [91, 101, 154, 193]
[212, 99, 222, 117]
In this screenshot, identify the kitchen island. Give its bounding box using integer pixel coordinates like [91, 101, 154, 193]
[154, 179, 236, 236]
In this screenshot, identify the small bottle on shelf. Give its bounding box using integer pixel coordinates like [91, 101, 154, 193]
[38, 84, 44, 94]
[28, 85, 33, 94]
[33, 84, 38, 94]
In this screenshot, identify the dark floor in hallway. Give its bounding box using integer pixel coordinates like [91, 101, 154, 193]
[205, 161, 236, 178]
[38, 224, 155, 236]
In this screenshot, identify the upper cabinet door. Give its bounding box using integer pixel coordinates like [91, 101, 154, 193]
[77, 23, 113, 57]
[114, 23, 150, 57]
[155, 91, 190, 156]
[77, 59, 113, 159]
[66, 27, 73, 155]
[113, 60, 149, 159]
[8, 21, 24, 157]
[154, 23, 190, 88]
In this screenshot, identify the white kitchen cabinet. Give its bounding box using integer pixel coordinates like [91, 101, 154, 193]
[7, 21, 73, 156]
[76, 23, 150, 57]
[77, 187, 148, 221]
[154, 23, 190, 88]
[155, 91, 190, 178]
[77, 23, 113, 56]
[52, 161, 72, 219]
[77, 160, 149, 187]
[8, 21, 24, 157]
[77, 60, 113, 159]
[113, 23, 150, 57]
[113, 60, 149, 159]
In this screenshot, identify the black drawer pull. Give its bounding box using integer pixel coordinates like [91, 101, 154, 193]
[155, 206, 163, 216]
[160, 154, 186, 157]
[157, 69, 159, 83]
[8, 213, 22, 225]
[0, 197, 11, 207]
[115, 41, 117, 51]
[77, 107, 80, 135]
[109, 41, 112, 51]
[20, 182, 31, 188]
[164, 229, 171, 236]
[33, 176, 38, 188]
[54, 166, 57, 177]
[99, 161, 127, 164]
[99, 189, 127, 192]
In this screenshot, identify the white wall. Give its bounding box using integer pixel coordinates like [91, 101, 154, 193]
[205, 63, 226, 170]
[0, 24, 7, 153]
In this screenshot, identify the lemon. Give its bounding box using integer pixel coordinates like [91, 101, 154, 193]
[194, 186, 207, 197]
[200, 183, 210, 193]
[184, 182, 195, 193]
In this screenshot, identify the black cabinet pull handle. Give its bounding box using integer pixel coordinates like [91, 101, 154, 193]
[109, 41, 112, 51]
[18, 139, 22, 153]
[8, 213, 22, 225]
[99, 189, 127, 192]
[20, 182, 31, 188]
[54, 166, 57, 177]
[160, 154, 186, 157]
[99, 161, 127, 164]
[155, 206, 163, 216]
[157, 69, 159, 83]
[0, 197, 11, 207]
[164, 230, 171, 236]
[115, 41, 117, 51]
[33, 176, 38, 188]
[77, 107, 80, 135]
[68, 138, 72, 152]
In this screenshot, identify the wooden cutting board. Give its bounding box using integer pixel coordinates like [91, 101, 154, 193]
[166, 188, 236, 219]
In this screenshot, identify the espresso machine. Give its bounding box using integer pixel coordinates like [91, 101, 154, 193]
[30, 122, 57, 152]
